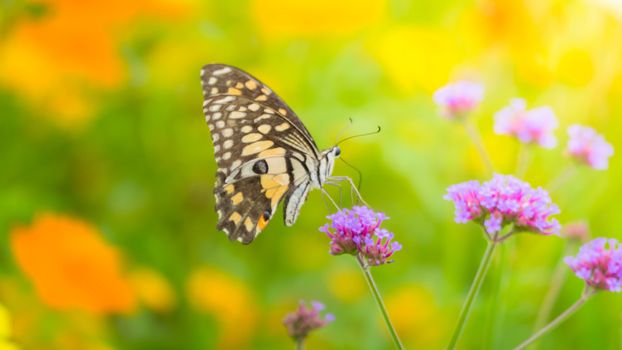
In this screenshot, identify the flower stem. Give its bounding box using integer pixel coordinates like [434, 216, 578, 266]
[533, 242, 574, 335]
[514, 288, 594, 350]
[356, 255, 404, 350]
[546, 164, 576, 193]
[463, 119, 494, 175]
[447, 239, 498, 350]
[296, 337, 305, 350]
[516, 143, 531, 178]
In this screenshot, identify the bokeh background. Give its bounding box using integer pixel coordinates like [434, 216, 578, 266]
[1, 0, 622, 349]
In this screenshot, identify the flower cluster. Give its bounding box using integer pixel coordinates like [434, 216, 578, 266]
[320, 206, 402, 266]
[493, 98, 558, 148]
[562, 221, 590, 242]
[433, 81, 484, 120]
[283, 301, 334, 340]
[565, 238, 622, 292]
[444, 174, 561, 236]
[566, 125, 614, 170]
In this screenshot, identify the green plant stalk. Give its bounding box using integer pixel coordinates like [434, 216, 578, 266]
[356, 255, 404, 350]
[514, 288, 594, 350]
[516, 143, 531, 179]
[447, 239, 499, 350]
[546, 164, 576, 193]
[533, 242, 574, 334]
[296, 337, 305, 350]
[483, 240, 514, 349]
[463, 119, 494, 175]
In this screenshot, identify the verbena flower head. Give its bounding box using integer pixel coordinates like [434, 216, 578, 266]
[444, 174, 561, 237]
[320, 206, 402, 266]
[494, 98, 558, 148]
[283, 300, 334, 340]
[562, 221, 590, 242]
[565, 238, 622, 292]
[566, 125, 614, 170]
[433, 81, 484, 120]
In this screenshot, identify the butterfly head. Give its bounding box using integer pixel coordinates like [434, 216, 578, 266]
[318, 146, 340, 184]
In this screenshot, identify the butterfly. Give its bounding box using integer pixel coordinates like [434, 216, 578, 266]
[200, 64, 341, 244]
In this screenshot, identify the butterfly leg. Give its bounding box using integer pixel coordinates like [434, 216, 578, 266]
[327, 176, 369, 206]
[320, 187, 341, 211]
[323, 181, 344, 207]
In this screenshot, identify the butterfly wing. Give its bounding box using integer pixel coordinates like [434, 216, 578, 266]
[200, 64, 320, 244]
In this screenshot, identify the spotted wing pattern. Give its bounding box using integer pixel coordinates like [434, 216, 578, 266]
[200, 64, 320, 244]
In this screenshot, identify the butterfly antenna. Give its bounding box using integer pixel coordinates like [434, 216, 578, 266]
[333, 117, 354, 145]
[339, 157, 363, 191]
[336, 125, 381, 146]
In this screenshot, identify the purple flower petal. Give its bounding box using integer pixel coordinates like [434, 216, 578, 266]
[494, 98, 558, 148]
[566, 124, 614, 170]
[444, 174, 561, 236]
[566, 238, 622, 292]
[433, 81, 484, 120]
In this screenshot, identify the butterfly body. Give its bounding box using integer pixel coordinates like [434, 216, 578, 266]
[200, 64, 340, 244]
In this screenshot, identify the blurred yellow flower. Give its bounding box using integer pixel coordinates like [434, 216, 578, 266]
[327, 267, 365, 302]
[0, 303, 20, 350]
[0, 304, 10, 339]
[10, 213, 136, 315]
[129, 268, 176, 313]
[385, 284, 446, 349]
[556, 48, 595, 87]
[0, 0, 190, 129]
[369, 26, 462, 93]
[251, 0, 385, 38]
[187, 266, 257, 349]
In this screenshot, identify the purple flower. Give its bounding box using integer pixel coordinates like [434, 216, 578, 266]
[562, 221, 590, 242]
[566, 125, 614, 170]
[494, 98, 558, 148]
[433, 81, 484, 120]
[283, 300, 334, 340]
[565, 238, 622, 292]
[444, 174, 561, 237]
[320, 206, 401, 266]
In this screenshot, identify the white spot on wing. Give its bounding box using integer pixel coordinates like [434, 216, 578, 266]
[213, 67, 232, 75]
[258, 124, 271, 134]
[229, 111, 246, 119]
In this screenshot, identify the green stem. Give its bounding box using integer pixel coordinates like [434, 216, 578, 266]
[295, 337, 305, 350]
[356, 255, 404, 350]
[514, 288, 594, 350]
[463, 119, 494, 175]
[447, 239, 499, 350]
[533, 242, 574, 334]
[546, 164, 576, 193]
[516, 143, 531, 179]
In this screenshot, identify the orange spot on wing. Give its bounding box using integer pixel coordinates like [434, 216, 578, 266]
[257, 215, 269, 231]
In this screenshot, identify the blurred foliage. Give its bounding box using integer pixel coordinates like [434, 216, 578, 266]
[1, 0, 622, 349]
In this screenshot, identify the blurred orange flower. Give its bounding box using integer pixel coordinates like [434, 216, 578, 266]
[0, 0, 189, 129]
[10, 213, 136, 315]
[187, 266, 257, 349]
